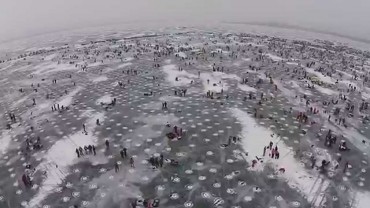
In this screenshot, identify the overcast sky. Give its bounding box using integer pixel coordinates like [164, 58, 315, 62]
[0, 0, 369, 43]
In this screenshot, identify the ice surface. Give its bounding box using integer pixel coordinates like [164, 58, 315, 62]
[0, 27, 369, 208]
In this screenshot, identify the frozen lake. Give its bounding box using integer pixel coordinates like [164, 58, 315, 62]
[0, 26, 370, 208]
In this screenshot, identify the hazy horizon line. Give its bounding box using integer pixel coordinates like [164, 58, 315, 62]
[2, 21, 370, 49]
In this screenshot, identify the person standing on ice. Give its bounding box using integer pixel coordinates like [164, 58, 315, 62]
[174, 126, 178, 136]
[271, 148, 275, 159]
[92, 145, 96, 155]
[123, 147, 127, 157]
[310, 156, 316, 169]
[120, 148, 125, 159]
[252, 159, 257, 168]
[79, 146, 84, 156]
[275, 150, 280, 159]
[22, 174, 31, 188]
[269, 141, 273, 150]
[263, 146, 267, 156]
[159, 154, 164, 167]
[343, 161, 349, 173]
[130, 157, 135, 168]
[105, 139, 110, 150]
[75, 148, 80, 158]
[114, 162, 119, 173]
[88, 145, 93, 154]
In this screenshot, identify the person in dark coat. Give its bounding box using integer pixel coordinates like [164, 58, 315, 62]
[76, 148, 80, 157]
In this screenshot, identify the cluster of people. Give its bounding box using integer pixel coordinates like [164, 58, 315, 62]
[206, 90, 215, 99]
[131, 198, 160, 208]
[7, 112, 17, 127]
[117, 81, 125, 88]
[100, 98, 117, 109]
[174, 89, 187, 97]
[296, 112, 308, 123]
[165, 124, 184, 140]
[21, 164, 35, 188]
[221, 136, 241, 147]
[51, 103, 69, 112]
[309, 107, 319, 114]
[324, 130, 337, 148]
[75, 145, 96, 157]
[125, 69, 138, 75]
[148, 154, 164, 168]
[114, 157, 135, 172]
[25, 136, 43, 151]
[263, 141, 280, 159]
[161, 101, 168, 109]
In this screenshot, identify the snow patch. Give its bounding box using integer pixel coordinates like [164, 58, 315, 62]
[162, 64, 197, 86]
[315, 85, 337, 95]
[266, 53, 284, 62]
[0, 131, 11, 155]
[306, 67, 335, 85]
[28, 111, 105, 207]
[175, 52, 187, 58]
[238, 84, 257, 92]
[230, 108, 330, 203]
[96, 94, 113, 105]
[117, 62, 132, 69]
[200, 72, 240, 93]
[57, 87, 82, 107]
[91, 76, 108, 83]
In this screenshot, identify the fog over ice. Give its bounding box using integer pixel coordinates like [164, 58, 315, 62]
[0, 0, 369, 43]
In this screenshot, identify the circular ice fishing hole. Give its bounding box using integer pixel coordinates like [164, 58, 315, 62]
[157, 185, 165, 191]
[213, 183, 221, 188]
[82, 201, 89, 206]
[173, 177, 180, 183]
[170, 193, 179, 200]
[186, 184, 193, 190]
[196, 162, 204, 166]
[291, 201, 300, 207]
[184, 202, 193, 207]
[275, 196, 283, 201]
[209, 168, 217, 173]
[185, 169, 193, 174]
[72, 192, 80, 197]
[201, 192, 211, 198]
[227, 188, 236, 194]
[244, 196, 252, 202]
[89, 184, 97, 189]
[225, 174, 233, 180]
